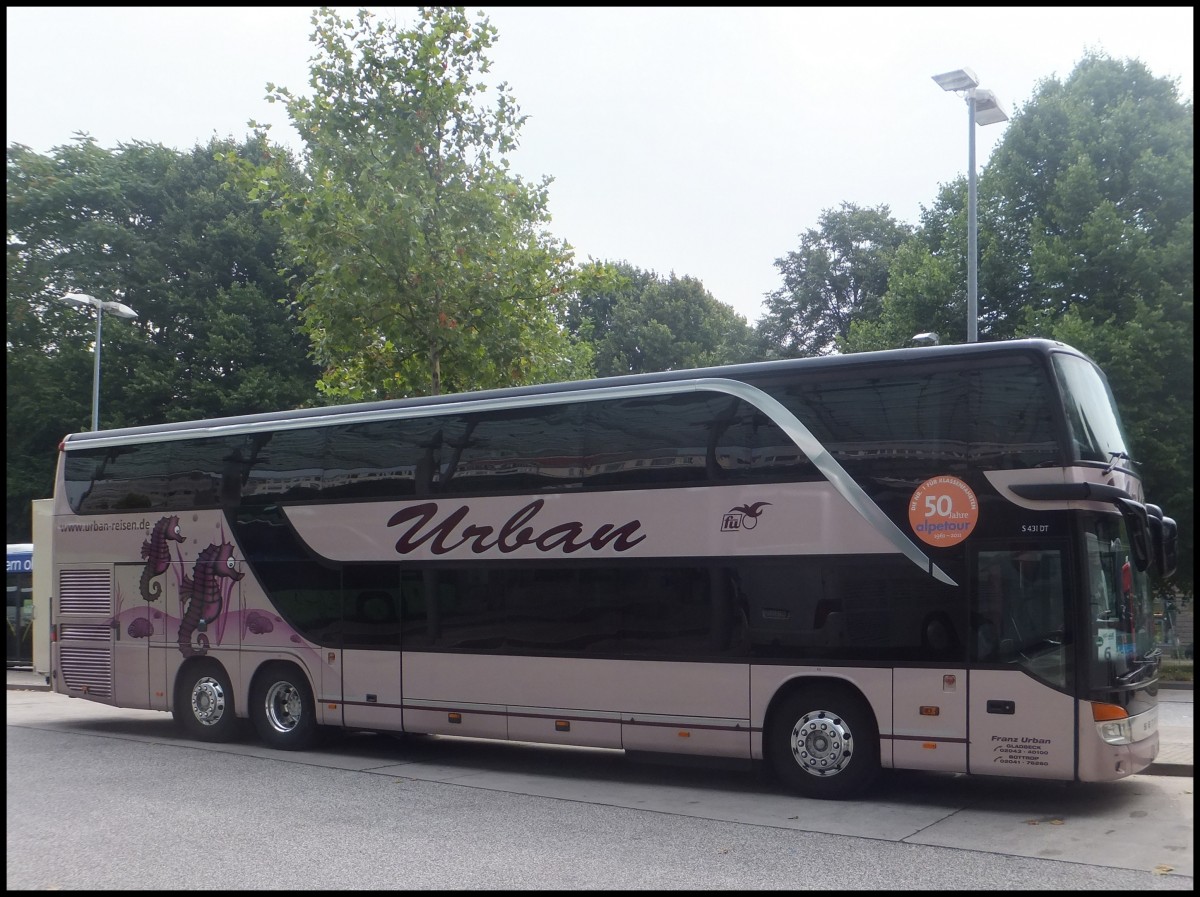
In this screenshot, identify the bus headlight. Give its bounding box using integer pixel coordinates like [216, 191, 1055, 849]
[1092, 702, 1132, 745]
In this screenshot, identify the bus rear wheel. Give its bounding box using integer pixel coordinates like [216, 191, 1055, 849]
[250, 663, 318, 751]
[174, 661, 238, 742]
[768, 684, 880, 800]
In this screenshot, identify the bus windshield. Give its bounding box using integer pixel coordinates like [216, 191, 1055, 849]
[1085, 519, 1156, 691]
[1054, 353, 1134, 467]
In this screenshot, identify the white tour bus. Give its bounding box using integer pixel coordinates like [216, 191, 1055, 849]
[49, 339, 1177, 799]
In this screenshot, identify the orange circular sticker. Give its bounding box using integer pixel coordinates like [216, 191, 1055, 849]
[908, 475, 979, 546]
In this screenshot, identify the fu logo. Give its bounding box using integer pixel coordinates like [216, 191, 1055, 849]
[720, 501, 772, 532]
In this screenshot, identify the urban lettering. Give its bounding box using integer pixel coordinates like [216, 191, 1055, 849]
[387, 500, 647, 557]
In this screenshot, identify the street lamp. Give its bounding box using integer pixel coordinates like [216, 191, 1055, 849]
[932, 68, 1009, 343]
[59, 292, 138, 431]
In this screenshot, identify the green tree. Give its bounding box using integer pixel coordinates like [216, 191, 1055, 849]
[757, 202, 914, 357]
[986, 54, 1194, 593]
[251, 6, 590, 399]
[6, 136, 321, 542]
[842, 238, 959, 352]
[568, 262, 757, 376]
[850, 54, 1192, 592]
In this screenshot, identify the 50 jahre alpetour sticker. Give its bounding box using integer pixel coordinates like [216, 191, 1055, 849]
[908, 475, 979, 546]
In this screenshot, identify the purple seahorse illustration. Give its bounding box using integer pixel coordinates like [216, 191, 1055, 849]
[139, 515, 184, 602]
[177, 542, 244, 657]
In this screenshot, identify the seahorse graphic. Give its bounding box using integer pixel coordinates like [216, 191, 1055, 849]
[177, 542, 244, 657]
[139, 515, 184, 602]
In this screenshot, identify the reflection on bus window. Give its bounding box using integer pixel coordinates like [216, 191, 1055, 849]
[973, 548, 1069, 688]
[1085, 522, 1154, 690]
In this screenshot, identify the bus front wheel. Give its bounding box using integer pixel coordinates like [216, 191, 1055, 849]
[768, 684, 880, 800]
[174, 661, 238, 742]
[250, 663, 318, 751]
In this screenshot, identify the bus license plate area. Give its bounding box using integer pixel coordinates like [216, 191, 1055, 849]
[1131, 706, 1157, 742]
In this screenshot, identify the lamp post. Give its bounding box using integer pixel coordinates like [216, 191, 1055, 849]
[60, 292, 138, 431]
[932, 68, 1008, 343]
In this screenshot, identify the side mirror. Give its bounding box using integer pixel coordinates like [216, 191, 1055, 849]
[1145, 504, 1165, 576]
[1114, 498, 1151, 573]
[1160, 516, 1179, 579]
[1145, 503, 1178, 580]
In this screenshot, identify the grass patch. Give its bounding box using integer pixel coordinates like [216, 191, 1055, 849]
[1159, 657, 1194, 683]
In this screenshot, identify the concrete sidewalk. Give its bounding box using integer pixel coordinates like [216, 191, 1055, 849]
[8, 667, 1191, 778]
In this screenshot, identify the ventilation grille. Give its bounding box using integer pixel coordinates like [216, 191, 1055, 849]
[58, 624, 111, 642]
[59, 569, 112, 615]
[59, 646, 113, 698]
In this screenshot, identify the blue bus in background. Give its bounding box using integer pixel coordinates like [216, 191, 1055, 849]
[7, 543, 34, 668]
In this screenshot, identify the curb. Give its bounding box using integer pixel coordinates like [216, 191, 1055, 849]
[1145, 762, 1194, 778]
[7, 681, 50, 692]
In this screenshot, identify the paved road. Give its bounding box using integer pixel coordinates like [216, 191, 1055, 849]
[6, 688, 1193, 890]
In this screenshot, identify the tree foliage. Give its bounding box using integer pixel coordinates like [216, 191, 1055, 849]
[6, 136, 321, 542]
[986, 55, 1194, 592]
[248, 6, 591, 399]
[842, 238, 959, 351]
[567, 262, 758, 376]
[757, 202, 914, 357]
[840, 54, 1194, 592]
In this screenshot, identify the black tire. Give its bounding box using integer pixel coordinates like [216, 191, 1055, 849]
[767, 684, 880, 800]
[250, 663, 318, 750]
[174, 661, 239, 742]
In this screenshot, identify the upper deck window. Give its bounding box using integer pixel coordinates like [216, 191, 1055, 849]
[762, 358, 1062, 472]
[1052, 353, 1134, 468]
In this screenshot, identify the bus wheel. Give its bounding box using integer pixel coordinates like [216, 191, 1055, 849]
[768, 684, 880, 800]
[174, 661, 238, 742]
[250, 663, 317, 751]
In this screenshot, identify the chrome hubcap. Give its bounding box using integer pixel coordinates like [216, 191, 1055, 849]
[191, 676, 227, 727]
[264, 681, 302, 734]
[791, 709, 853, 777]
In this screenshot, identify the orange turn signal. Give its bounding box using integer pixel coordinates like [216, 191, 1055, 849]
[1091, 702, 1129, 722]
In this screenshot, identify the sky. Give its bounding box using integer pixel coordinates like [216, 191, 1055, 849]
[6, 6, 1194, 324]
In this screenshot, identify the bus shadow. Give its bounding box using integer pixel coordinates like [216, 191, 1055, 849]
[323, 727, 773, 795]
[322, 728, 1163, 818]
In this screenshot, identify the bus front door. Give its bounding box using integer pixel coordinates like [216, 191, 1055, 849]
[967, 669, 1075, 777]
[966, 546, 1076, 778]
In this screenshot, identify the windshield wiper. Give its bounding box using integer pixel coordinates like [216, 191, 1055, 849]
[1104, 451, 1131, 474]
[1115, 650, 1162, 685]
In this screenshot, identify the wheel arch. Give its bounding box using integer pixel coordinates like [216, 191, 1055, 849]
[172, 654, 240, 718]
[172, 650, 320, 721]
[761, 673, 883, 766]
[762, 672, 886, 799]
[249, 656, 317, 705]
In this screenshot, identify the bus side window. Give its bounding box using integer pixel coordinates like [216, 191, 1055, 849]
[973, 549, 1069, 687]
[974, 552, 1022, 662]
[342, 566, 402, 650]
